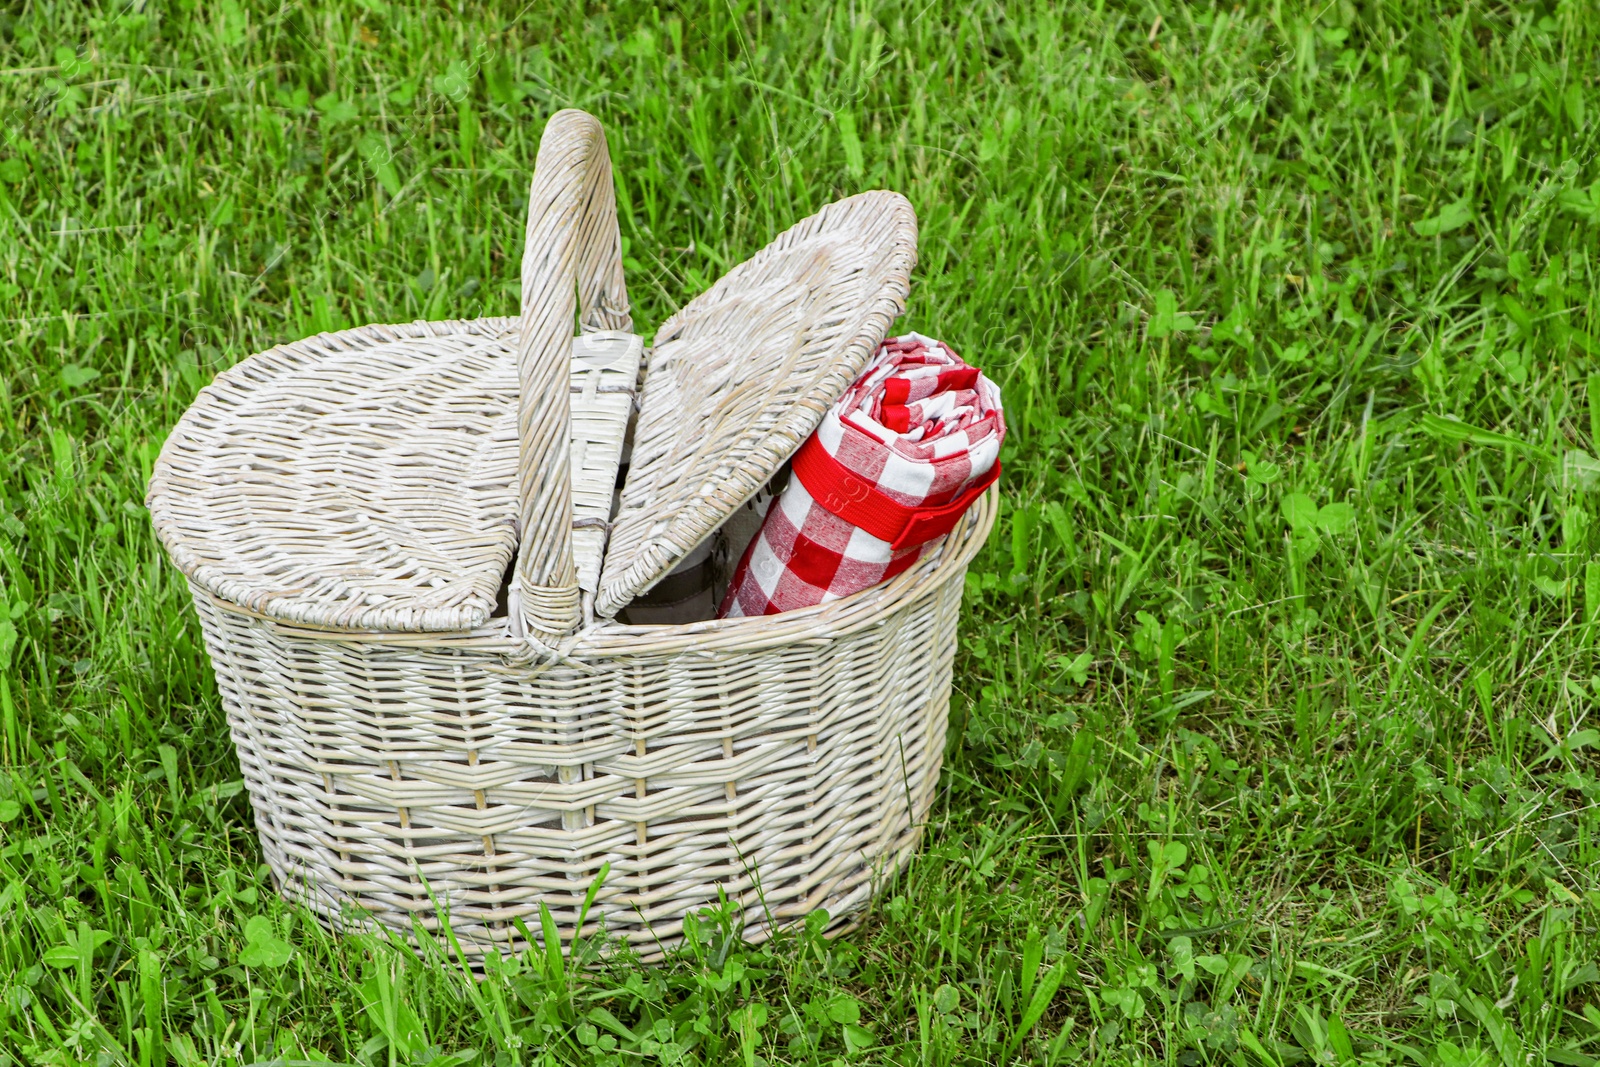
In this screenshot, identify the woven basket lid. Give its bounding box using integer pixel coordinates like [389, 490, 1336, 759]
[594, 191, 917, 618]
[146, 321, 642, 632]
[147, 318, 519, 631]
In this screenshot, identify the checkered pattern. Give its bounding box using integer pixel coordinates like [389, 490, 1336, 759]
[720, 334, 1005, 617]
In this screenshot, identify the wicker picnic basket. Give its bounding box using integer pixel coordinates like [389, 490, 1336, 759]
[146, 110, 996, 960]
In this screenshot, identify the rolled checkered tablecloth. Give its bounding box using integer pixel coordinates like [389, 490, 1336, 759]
[719, 334, 1005, 617]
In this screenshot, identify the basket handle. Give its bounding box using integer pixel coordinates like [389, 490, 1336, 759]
[513, 109, 632, 640]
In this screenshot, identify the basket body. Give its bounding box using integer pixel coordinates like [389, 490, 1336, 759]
[146, 111, 967, 961]
[189, 490, 992, 960]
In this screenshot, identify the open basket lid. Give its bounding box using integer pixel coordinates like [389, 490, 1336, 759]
[595, 191, 918, 618]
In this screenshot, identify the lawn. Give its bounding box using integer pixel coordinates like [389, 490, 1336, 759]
[2, 0, 1599, 1062]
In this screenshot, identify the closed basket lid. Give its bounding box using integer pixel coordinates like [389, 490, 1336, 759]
[147, 316, 525, 632]
[148, 321, 642, 633]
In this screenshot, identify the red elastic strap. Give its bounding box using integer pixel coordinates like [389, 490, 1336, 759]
[790, 436, 1000, 551]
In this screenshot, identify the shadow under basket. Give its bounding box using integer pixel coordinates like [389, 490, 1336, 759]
[145, 109, 994, 962]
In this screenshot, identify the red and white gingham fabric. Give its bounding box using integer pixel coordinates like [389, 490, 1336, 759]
[719, 334, 1005, 617]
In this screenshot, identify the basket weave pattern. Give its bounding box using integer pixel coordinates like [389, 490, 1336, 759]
[191, 502, 986, 957]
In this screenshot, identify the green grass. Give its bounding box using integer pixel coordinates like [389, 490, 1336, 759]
[1, 0, 1599, 1062]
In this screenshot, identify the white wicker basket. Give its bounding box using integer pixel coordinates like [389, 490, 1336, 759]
[146, 111, 996, 960]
